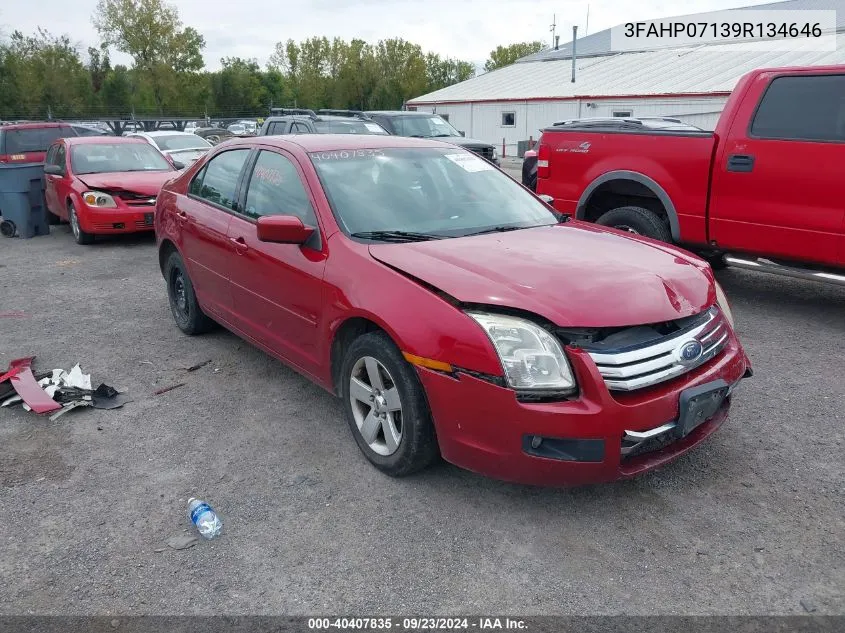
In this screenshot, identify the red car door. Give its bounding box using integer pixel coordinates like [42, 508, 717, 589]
[43, 143, 63, 217]
[177, 148, 251, 322]
[226, 148, 328, 376]
[709, 72, 845, 266]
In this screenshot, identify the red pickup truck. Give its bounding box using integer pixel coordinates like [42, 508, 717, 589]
[536, 65, 845, 284]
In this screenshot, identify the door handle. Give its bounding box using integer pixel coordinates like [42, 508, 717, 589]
[230, 236, 248, 253]
[176, 210, 188, 222]
[727, 154, 755, 172]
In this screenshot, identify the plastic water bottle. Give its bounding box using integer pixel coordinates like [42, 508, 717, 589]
[188, 497, 222, 539]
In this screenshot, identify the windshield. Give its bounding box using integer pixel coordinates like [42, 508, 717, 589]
[310, 147, 557, 238]
[152, 134, 212, 151]
[390, 115, 462, 138]
[314, 120, 389, 135]
[4, 127, 73, 153]
[71, 143, 172, 174]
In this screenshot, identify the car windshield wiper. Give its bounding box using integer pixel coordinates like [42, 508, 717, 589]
[461, 225, 528, 237]
[432, 134, 458, 137]
[351, 230, 446, 242]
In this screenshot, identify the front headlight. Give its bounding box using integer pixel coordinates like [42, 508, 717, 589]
[714, 281, 735, 327]
[82, 191, 117, 208]
[467, 312, 576, 392]
[491, 147, 498, 160]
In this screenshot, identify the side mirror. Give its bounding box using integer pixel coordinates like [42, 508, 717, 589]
[172, 160, 185, 170]
[459, 131, 466, 137]
[43, 164, 63, 176]
[256, 215, 314, 244]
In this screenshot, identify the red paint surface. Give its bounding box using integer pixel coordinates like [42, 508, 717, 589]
[4, 357, 61, 414]
[535, 65, 845, 268]
[43, 137, 177, 236]
[156, 134, 750, 485]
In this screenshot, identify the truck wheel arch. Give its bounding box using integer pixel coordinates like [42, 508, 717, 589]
[576, 170, 681, 242]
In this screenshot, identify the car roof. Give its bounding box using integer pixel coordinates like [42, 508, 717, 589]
[1, 121, 73, 130]
[366, 111, 434, 117]
[221, 133, 452, 152]
[138, 131, 197, 137]
[64, 136, 149, 146]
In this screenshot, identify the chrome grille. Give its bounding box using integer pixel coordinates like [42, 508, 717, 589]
[466, 146, 494, 161]
[586, 307, 729, 392]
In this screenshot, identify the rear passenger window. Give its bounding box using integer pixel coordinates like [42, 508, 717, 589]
[751, 75, 845, 142]
[192, 149, 249, 210]
[244, 151, 316, 224]
[5, 127, 73, 153]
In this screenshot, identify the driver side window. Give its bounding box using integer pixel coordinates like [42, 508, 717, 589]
[243, 151, 317, 225]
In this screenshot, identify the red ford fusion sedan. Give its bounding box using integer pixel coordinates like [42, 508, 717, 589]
[155, 134, 751, 486]
[44, 136, 178, 244]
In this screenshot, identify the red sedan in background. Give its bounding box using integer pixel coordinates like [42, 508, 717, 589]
[155, 134, 751, 486]
[44, 136, 177, 244]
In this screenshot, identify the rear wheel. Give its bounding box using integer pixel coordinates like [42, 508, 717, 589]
[164, 250, 215, 335]
[341, 332, 439, 477]
[68, 203, 94, 245]
[596, 205, 672, 242]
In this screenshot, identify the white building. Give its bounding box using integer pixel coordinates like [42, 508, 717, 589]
[407, 0, 845, 155]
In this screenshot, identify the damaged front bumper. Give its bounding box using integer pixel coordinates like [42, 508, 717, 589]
[415, 339, 750, 487]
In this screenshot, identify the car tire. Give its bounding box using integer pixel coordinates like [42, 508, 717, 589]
[68, 202, 94, 245]
[340, 331, 439, 477]
[164, 250, 215, 335]
[596, 206, 672, 242]
[704, 253, 728, 270]
[522, 158, 537, 192]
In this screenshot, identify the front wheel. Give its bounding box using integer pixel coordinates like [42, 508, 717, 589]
[68, 203, 94, 245]
[596, 206, 672, 242]
[340, 332, 439, 477]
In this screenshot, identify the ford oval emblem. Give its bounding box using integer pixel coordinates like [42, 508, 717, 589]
[677, 340, 704, 364]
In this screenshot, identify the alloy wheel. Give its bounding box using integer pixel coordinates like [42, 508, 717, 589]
[349, 356, 403, 456]
[70, 207, 80, 240]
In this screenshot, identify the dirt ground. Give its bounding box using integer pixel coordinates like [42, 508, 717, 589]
[0, 224, 843, 616]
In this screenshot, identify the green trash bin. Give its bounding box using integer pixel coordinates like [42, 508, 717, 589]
[0, 163, 50, 238]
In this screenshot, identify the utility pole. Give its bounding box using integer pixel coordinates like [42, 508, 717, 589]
[586, 4, 590, 35]
[550, 14, 557, 49]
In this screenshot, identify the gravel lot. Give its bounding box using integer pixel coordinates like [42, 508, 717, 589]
[1, 223, 843, 616]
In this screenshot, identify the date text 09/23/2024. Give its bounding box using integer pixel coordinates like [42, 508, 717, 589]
[307, 617, 527, 630]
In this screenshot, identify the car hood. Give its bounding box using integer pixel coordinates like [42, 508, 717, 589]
[77, 171, 176, 195]
[162, 148, 209, 162]
[368, 223, 714, 328]
[441, 137, 493, 149]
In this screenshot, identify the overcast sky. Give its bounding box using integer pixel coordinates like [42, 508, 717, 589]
[2, 0, 774, 70]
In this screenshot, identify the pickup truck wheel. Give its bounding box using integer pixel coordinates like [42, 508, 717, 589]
[704, 253, 728, 270]
[597, 206, 672, 242]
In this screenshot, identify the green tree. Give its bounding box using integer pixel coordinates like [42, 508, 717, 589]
[100, 64, 132, 116]
[484, 41, 545, 72]
[0, 29, 90, 119]
[93, 0, 205, 113]
[210, 57, 265, 117]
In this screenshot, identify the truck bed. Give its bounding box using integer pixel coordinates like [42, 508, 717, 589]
[537, 127, 717, 245]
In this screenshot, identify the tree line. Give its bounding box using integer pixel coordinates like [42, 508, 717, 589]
[0, 0, 546, 121]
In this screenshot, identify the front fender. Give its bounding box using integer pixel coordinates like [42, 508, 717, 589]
[320, 236, 503, 382]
